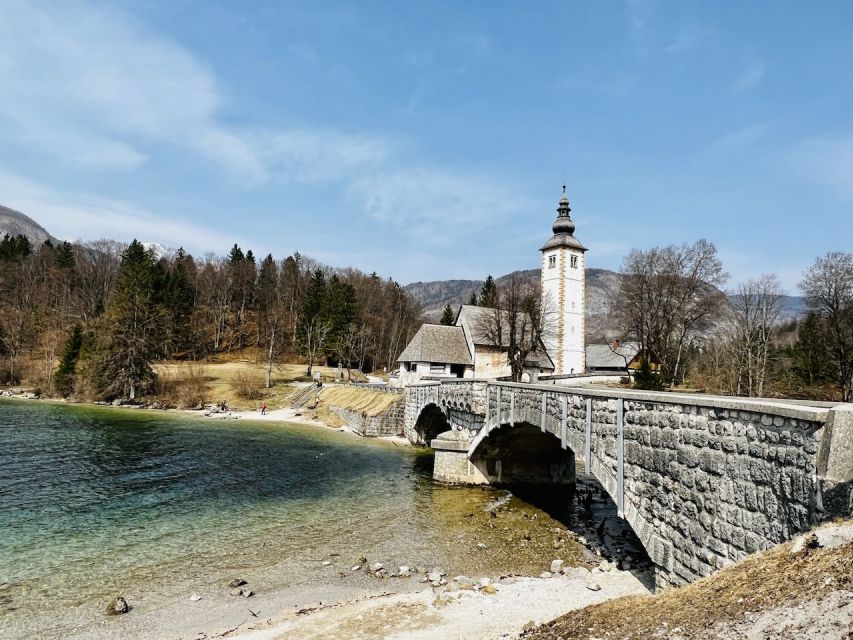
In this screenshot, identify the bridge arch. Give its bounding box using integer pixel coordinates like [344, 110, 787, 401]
[412, 402, 451, 446]
[468, 421, 575, 486]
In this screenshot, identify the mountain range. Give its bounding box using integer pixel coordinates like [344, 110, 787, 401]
[0, 205, 57, 246]
[404, 268, 807, 329]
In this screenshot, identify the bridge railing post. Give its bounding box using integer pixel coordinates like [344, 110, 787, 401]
[496, 387, 502, 426]
[560, 395, 567, 448]
[616, 398, 625, 518]
[484, 385, 490, 428]
[584, 397, 592, 470]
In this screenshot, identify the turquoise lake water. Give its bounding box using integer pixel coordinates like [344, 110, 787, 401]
[1, 399, 526, 639]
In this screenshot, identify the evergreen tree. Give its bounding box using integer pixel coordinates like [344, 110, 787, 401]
[54, 241, 76, 270]
[228, 244, 245, 264]
[440, 304, 455, 325]
[88, 240, 165, 400]
[54, 325, 83, 396]
[480, 275, 498, 308]
[297, 269, 331, 375]
[467, 291, 478, 306]
[633, 357, 664, 391]
[0, 234, 32, 261]
[163, 248, 196, 356]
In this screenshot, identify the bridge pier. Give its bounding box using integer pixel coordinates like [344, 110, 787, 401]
[432, 432, 489, 484]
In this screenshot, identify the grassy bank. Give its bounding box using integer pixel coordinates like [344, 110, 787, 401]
[526, 520, 853, 640]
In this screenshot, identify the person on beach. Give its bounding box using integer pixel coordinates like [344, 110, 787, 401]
[260, 402, 267, 415]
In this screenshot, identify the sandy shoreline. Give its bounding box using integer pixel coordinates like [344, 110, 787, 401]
[227, 571, 651, 640]
[60, 568, 650, 640]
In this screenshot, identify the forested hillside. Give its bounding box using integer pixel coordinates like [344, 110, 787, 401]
[0, 232, 421, 398]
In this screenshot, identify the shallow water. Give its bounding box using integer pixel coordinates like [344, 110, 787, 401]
[0, 399, 592, 639]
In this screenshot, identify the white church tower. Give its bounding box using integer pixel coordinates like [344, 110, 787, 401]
[540, 185, 587, 375]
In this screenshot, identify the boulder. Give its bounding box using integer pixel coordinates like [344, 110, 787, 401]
[105, 596, 129, 616]
[189, 593, 202, 602]
[539, 571, 553, 579]
[228, 579, 247, 588]
[585, 580, 601, 592]
[550, 559, 564, 574]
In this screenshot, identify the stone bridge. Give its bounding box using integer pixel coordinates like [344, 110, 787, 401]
[403, 379, 853, 588]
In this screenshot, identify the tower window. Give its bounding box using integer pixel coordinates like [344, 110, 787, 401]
[548, 255, 556, 269]
[570, 255, 578, 268]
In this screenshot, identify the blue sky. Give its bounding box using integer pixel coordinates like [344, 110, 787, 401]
[1, 1, 851, 289]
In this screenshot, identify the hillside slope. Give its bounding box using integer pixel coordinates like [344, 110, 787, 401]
[0, 205, 57, 245]
[526, 520, 853, 640]
[405, 268, 623, 322]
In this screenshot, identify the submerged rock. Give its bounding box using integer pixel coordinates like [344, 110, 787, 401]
[189, 593, 202, 602]
[228, 578, 247, 588]
[105, 596, 129, 616]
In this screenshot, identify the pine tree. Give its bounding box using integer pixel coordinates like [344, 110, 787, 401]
[163, 248, 196, 356]
[297, 269, 331, 376]
[88, 240, 165, 400]
[228, 244, 245, 264]
[633, 357, 664, 391]
[54, 325, 83, 396]
[467, 291, 478, 306]
[440, 304, 455, 325]
[480, 275, 498, 308]
[54, 241, 76, 270]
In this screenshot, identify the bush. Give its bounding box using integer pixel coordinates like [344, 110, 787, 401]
[155, 365, 210, 408]
[633, 358, 664, 391]
[233, 369, 266, 400]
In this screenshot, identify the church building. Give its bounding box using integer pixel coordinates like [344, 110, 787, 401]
[395, 186, 587, 385]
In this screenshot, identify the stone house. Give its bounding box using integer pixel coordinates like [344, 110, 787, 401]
[395, 323, 474, 386]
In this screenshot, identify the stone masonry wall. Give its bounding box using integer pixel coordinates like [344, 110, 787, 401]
[406, 380, 850, 588]
[331, 401, 405, 438]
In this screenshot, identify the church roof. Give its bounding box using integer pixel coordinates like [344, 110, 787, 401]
[541, 186, 587, 252]
[397, 324, 473, 366]
[586, 342, 640, 369]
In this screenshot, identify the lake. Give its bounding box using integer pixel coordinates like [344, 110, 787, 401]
[0, 399, 589, 639]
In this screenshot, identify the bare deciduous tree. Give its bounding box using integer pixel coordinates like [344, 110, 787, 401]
[728, 275, 785, 397]
[618, 239, 728, 389]
[475, 276, 553, 383]
[799, 251, 853, 401]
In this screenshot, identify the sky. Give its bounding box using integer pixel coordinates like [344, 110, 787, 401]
[0, 1, 851, 290]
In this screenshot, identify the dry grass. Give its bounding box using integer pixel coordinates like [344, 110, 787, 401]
[310, 386, 402, 428]
[153, 364, 210, 408]
[233, 368, 266, 400]
[526, 523, 853, 640]
[153, 360, 373, 411]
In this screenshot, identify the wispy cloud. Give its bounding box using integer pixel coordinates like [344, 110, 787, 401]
[346, 168, 530, 246]
[0, 169, 245, 252]
[788, 134, 853, 199]
[664, 28, 699, 55]
[0, 1, 389, 185]
[733, 61, 766, 91]
[703, 122, 773, 156]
